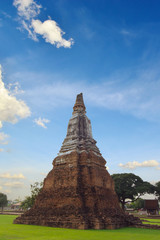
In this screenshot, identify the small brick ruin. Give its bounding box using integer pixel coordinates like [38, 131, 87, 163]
[14, 93, 141, 229]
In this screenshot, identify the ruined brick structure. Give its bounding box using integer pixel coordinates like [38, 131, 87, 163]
[14, 93, 140, 229]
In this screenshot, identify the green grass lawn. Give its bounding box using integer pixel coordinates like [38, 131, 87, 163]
[0, 215, 160, 240]
[141, 218, 160, 226]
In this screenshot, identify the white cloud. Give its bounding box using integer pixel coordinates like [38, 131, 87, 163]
[0, 19, 2, 28]
[32, 19, 74, 48]
[120, 29, 136, 46]
[2, 142, 9, 145]
[0, 64, 31, 128]
[0, 149, 4, 152]
[7, 82, 24, 96]
[0, 186, 2, 190]
[13, 0, 41, 20]
[10, 62, 160, 122]
[119, 160, 160, 170]
[3, 181, 24, 188]
[6, 149, 12, 153]
[21, 19, 38, 41]
[13, 0, 74, 48]
[3, 189, 11, 194]
[0, 132, 9, 144]
[40, 172, 47, 176]
[120, 29, 133, 36]
[24, 79, 160, 122]
[0, 173, 25, 179]
[1, 11, 12, 19]
[34, 117, 50, 129]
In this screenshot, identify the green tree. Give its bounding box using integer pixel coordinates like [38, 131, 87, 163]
[21, 182, 43, 210]
[130, 198, 145, 210]
[111, 173, 154, 210]
[155, 181, 160, 200]
[0, 193, 8, 211]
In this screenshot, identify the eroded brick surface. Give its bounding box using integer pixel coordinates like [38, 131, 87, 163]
[14, 93, 141, 229]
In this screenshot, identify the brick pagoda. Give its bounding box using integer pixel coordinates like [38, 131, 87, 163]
[14, 93, 140, 229]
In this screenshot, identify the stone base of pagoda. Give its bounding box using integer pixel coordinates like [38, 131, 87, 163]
[14, 207, 139, 229]
[14, 151, 141, 229]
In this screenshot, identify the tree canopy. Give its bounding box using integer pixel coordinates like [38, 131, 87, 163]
[129, 198, 145, 210]
[155, 181, 160, 200]
[111, 173, 154, 210]
[21, 182, 43, 210]
[0, 193, 8, 211]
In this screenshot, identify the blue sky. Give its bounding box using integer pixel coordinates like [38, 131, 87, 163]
[0, 0, 160, 200]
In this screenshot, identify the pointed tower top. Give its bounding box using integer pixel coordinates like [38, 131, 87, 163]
[73, 93, 86, 114]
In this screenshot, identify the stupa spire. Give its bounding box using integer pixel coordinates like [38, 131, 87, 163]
[73, 93, 86, 114]
[58, 93, 100, 156]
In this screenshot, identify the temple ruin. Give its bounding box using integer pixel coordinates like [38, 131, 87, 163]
[14, 93, 140, 229]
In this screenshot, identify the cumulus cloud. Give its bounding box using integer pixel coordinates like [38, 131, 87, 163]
[0, 173, 25, 179]
[0, 64, 31, 128]
[34, 117, 50, 129]
[119, 160, 160, 170]
[13, 0, 74, 48]
[3, 181, 24, 188]
[32, 19, 74, 48]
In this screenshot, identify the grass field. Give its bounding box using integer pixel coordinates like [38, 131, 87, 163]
[0, 215, 160, 240]
[141, 218, 160, 226]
